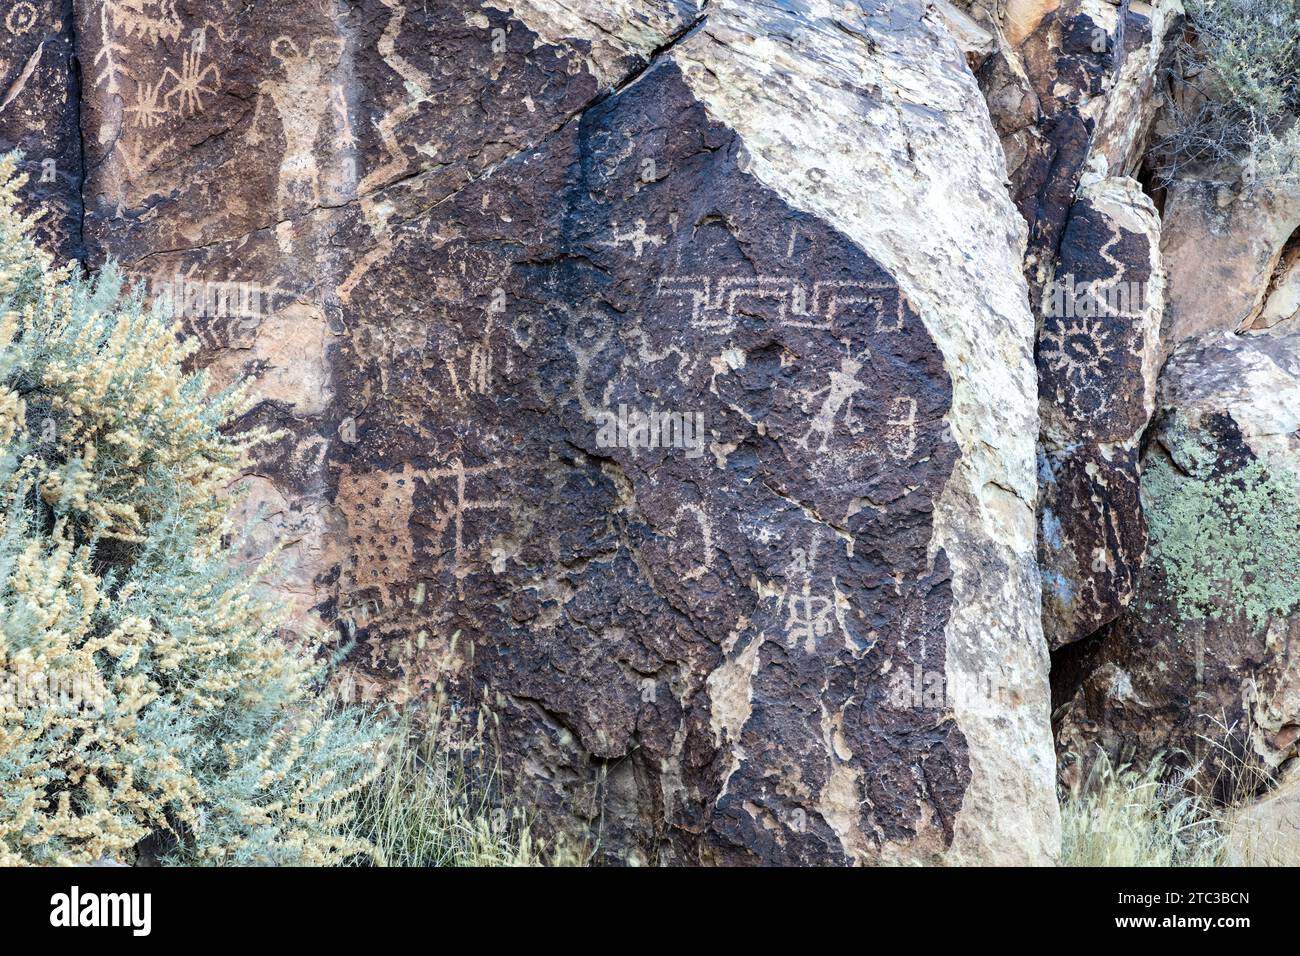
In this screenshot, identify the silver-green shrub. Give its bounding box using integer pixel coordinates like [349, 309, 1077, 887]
[0, 155, 384, 866]
[1159, 0, 1300, 187]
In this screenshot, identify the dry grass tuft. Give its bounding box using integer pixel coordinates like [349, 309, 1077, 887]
[345, 700, 586, 867]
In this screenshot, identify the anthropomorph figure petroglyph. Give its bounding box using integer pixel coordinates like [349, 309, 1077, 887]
[246, 35, 346, 212]
[797, 353, 871, 452]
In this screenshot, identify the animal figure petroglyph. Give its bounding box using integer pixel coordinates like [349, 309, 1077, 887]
[162, 42, 220, 116]
[360, 0, 435, 196]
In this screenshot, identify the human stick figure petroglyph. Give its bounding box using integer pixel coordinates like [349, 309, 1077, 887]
[773, 529, 853, 654]
[796, 350, 872, 453]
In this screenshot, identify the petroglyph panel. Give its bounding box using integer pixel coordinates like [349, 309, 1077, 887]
[330, 54, 960, 863]
[12, 0, 1057, 865]
[1037, 178, 1163, 648]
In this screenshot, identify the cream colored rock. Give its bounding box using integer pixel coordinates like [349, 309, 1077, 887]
[933, 0, 998, 69]
[1002, 0, 1061, 48]
[1250, 242, 1300, 331]
[482, 0, 700, 88]
[1085, 0, 1184, 181]
[1161, 180, 1300, 355]
[1227, 767, 1300, 865]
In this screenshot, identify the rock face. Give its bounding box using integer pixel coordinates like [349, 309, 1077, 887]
[1160, 180, 1300, 354]
[976, 0, 1181, 305]
[972, 0, 1178, 649]
[0, 0, 1059, 863]
[1056, 328, 1300, 792]
[1037, 176, 1163, 648]
[0, 0, 81, 258]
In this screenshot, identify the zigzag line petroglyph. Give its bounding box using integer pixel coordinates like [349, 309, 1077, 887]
[360, 0, 434, 196]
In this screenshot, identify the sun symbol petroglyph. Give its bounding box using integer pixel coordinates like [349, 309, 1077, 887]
[1038, 314, 1122, 419]
[4, 3, 38, 36]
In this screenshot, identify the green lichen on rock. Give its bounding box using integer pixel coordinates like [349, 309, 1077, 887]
[1141, 428, 1300, 628]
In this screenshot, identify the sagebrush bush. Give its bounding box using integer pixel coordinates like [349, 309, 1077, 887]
[0, 154, 385, 865]
[1159, 0, 1300, 186]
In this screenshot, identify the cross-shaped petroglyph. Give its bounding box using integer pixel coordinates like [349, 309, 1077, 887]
[604, 220, 664, 259]
[773, 529, 851, 654]
[338, 458, 523, 606]
[424, 458, 519, 598]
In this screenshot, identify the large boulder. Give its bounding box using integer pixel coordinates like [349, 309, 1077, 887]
[1057, 328, 1300, 792]
[1160, 180, 1300, 354]
[0, 0, 1059, 864]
